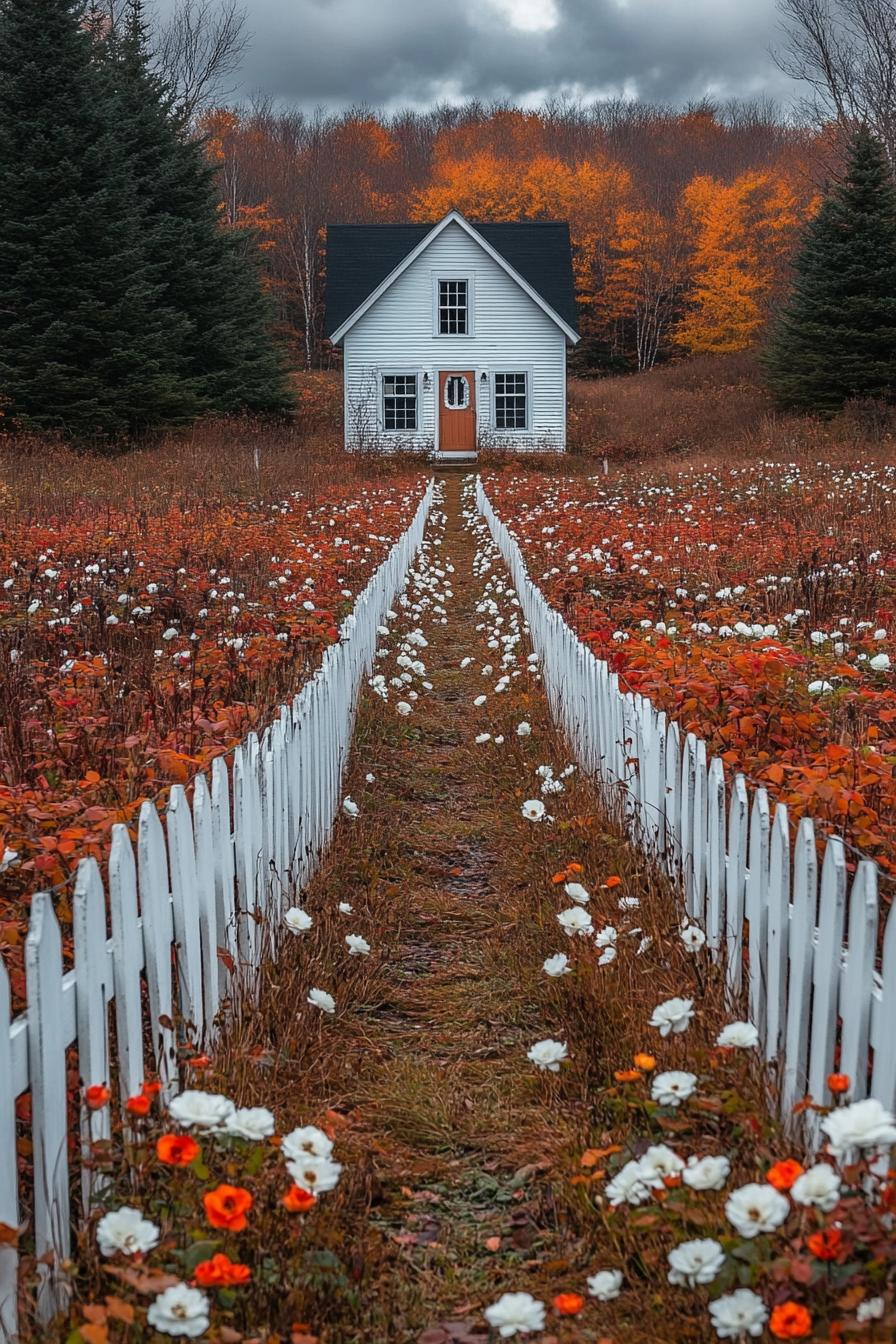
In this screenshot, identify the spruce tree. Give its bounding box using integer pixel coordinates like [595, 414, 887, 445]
[101, 1, 293, 418]
[762, 127, 896, 414]
[0, 0, 193, 438]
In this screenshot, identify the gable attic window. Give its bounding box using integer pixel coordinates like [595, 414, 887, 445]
[382, 373, 418, 431]
[438, 279, 468, 334]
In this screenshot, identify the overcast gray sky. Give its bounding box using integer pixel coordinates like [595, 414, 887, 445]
[156, 0, 799, 113]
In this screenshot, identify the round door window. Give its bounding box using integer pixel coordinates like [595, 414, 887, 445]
[444, 375, 470, 409]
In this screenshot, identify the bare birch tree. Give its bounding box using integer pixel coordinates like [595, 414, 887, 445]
[774, 0, 896, 166]
[154, 0, 249, 121]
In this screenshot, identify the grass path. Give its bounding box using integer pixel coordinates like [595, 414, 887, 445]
[219, 473, 736, 1344]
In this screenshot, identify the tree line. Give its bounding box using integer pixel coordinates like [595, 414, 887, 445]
[0, 0, 291, 440]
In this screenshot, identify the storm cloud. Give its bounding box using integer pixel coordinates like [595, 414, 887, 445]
[153, 0, 798, 112]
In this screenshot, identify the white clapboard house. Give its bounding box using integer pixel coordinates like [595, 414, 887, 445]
[325, 210, 579, 457]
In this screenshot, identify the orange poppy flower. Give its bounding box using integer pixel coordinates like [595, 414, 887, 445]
[125, 1093, 150, 1117]
[633, 1053, 656, 1071]
[85, 1085, 111, 1110]
[156, 1134, 200, 1167]
[614, 1069, 641, 1083]
[770, 1302, 812, 1339]
[189, 1054, 212, 1069]
[603, 876, 622, 888]
[827, 1073, 850, 1094]
[203, 1184, 254, 1232]
[282, 1185, 318, 1214]
[553, 1293, 585, 1316]
[193, 1253, 252, 1287]
[767, 1159, 804, 1191]
[806, 1228, 842, 1261]
[141, 1080, 162, 1097]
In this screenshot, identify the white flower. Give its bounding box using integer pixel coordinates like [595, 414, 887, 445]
[649, 996, 694, 1036]
[716, 1021, 759, 1049]
[342, 797, 359, 817]
[338, 901, 353, 914]
[870, 653, 891, 672]
[725, 1182, 790, 1238]
[543, 953, 572, 977]
[308, 987, 336, 1014]
[286, 1152, 343, 1194]
[856, 1297, 885, 1323]
[96, 1206, 160, 1257]
[791, 1163, 841, 1211]
[638, 1144, 684, 1187]
[484, 1292, 545, 1337]
[281, 1124, 333, 1160]
[667, 1237, 726, 1287]
[475, 732, 491, 744]
[709, 1289, 768, 1339]
[225, 1106, 276, 1141]
[680, 923, 706, 952]
[473, 694, 487, 707]
[586, 1269, 623, 1300]
[557, 906, 593, 937]
[346, 933, 371, 956]
[162, 626, 178, 641]
[516, 721, 532, 736]
[0, 847, 18, 874]
[168, 1090, 235, 1131]
[284, 906, 313, 933]
[365, 772, 375, 783]
[564, 881, 590, 904]
[526, 1038, 568, 1072]
[605, 1159, 650, 1206]
[651, 1071, 697, 1107]
[521, 799, 546, 821]
[598, 945, 617, 966]
[147, 1284, 210, 1338]
[808, 679, 835, 694]
[822, 1097, 896, 1159]
[396, 701, 412, 716]
[683, 1154, 731, 1191]
[594, 924, 617, 947]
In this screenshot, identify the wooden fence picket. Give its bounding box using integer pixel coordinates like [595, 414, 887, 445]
[108, 825, 145, 1110]
[73, 859, 112, 1211]
[782, 818, 817, 1118]
[0, 962, 18, 1342]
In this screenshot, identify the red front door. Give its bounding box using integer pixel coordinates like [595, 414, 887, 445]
[438, 371, 476, 451]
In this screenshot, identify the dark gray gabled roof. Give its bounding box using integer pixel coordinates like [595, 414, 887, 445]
[324, 217, 579, 340]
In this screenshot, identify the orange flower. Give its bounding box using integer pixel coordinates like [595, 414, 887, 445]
[552, 1293, 585, 1316]
[85, 1084, 111, 1110]
[189, 1054, 212, 1069]
[827, 1073, 850, 1094]
[770, 1302, 812, 1339]
[282, 1185, 318, 1214]
[194, 1253, 251, 1287]
[806, 1228, 842, 1261]
[203, 1184, 254, 1232]
[156, 1134, 200, 1167]
[141, 1080, 162, 1097]
[633, 1053, 656, 1071]
[767, 1159, 804, 1191]
[603, 876, 622, 888]
[125, 1093, 151, 1117]
[614, 1069, 641, 1083]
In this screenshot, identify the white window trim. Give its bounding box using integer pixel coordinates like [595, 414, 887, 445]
[431, 272, 475, 338]
[379, 367, 421, 435]
[491, 367, 533, 433]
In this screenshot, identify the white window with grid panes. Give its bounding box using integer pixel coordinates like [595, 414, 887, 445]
[493, 371, 529, 430]
[381, 372, 418, 432]
[436, 278, 469, 334]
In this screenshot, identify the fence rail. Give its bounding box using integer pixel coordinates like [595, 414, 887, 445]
[0, 481, 433, 1339]
[476, 479, 896, 1132]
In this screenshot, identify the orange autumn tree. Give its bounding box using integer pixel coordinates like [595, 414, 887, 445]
[600, 207, 688, 369]
[411, 150, 632, 334]
[675, 171, 805, 353]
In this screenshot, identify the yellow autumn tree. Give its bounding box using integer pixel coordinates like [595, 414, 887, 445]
[675, 172, 804, 353]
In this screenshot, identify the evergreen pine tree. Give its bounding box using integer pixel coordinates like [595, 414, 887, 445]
[762, 127, 896, 414]
[102, 1, 293, 418]
[0, 0, 194, 437]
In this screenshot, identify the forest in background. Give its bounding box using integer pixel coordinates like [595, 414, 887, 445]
[199, 98, 835, 372]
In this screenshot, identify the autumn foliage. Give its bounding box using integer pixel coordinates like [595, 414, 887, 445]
[197, 101, 828, 370]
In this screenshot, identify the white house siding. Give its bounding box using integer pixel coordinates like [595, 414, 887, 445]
[341, 221, 568, 452]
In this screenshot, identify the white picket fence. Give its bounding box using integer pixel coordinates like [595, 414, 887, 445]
[0, 481, 433, 1340]
[476, 479, 896, 1131]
